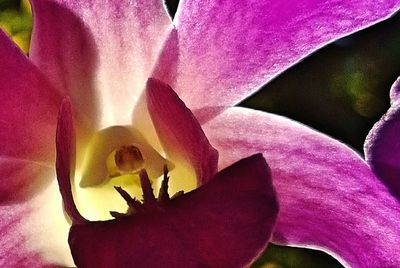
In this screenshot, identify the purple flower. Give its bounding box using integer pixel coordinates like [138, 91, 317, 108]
[1, 0, 400, 267]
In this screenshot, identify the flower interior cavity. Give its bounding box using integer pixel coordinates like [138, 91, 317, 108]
[55, 98, 278, 267]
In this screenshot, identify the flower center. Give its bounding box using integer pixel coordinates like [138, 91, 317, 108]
[106, 145, 146, 178]
[114, 145, 145, 172]
[73, 126, 172, 221]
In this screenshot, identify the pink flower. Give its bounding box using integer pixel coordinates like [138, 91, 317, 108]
[1, 0, 400, 267]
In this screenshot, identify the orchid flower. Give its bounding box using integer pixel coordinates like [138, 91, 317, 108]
[1, 0, 400, 267]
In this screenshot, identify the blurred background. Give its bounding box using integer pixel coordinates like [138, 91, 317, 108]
[1, 0, 399, 267]
[0, 0, 31, 53]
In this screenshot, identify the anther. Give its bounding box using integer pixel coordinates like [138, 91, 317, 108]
[114, 145, 144, 173]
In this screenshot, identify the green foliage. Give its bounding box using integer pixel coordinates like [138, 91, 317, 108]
[0, 0, 31, 52]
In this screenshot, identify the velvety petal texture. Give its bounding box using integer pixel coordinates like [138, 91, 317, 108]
[145, 78, 218, 185]
[172, 0, 400, 113]
[0, 30, 61, 203]
[202, 107, 400, 267]
[29, 0, 172, 128]
[56, 102, 279, 267]
[365, 77, 400, 198]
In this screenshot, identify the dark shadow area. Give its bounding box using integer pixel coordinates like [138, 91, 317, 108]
[241, 12, 400, 154]
[164, 0, 179, 18]
[0, 0, 20, 9]
[252, 244, 344, 268]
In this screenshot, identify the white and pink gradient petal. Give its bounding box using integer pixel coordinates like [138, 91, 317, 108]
[29, 0, 173, 128]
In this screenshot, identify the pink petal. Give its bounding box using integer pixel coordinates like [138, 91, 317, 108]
[202, 107, 400, 267]
[171, 0, 400, 114]
[145, 78, 218, 185]
[29, 0, 172, 127]
[67, 154, 278, 267]
[151, 28, 178, 86]
[0, 30, 62, 203]
[0, 204, 55, 267]
[365, 77, 400, 198]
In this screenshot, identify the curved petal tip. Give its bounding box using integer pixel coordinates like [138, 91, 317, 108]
[56, 98, 87, 224]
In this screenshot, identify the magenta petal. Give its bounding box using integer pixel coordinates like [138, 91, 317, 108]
[172, 0, 400, 114]
[68, 154, 278, 268]
[55, 98, 86, 224]
[145, 78, 218, 184]
[203, 107, 400, 267]
[30, 0, 172, 126]
[365, 77, 400, 198]
[0, 30, 62, 203]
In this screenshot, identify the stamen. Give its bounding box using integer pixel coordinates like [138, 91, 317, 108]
[139, 169, 157, 205]
[114, 186, 142, 211]
[111, 167, 183, 218]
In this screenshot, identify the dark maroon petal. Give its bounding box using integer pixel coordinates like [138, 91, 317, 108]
[69, 154, 278, 268]
[55, 98, 86, 224]
[0, 30, 62, 203]
[145, 78, 218, 185]
[365, 77, 400, 198]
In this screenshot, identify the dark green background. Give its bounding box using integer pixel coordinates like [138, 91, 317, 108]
[2, 1, 399, 267]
